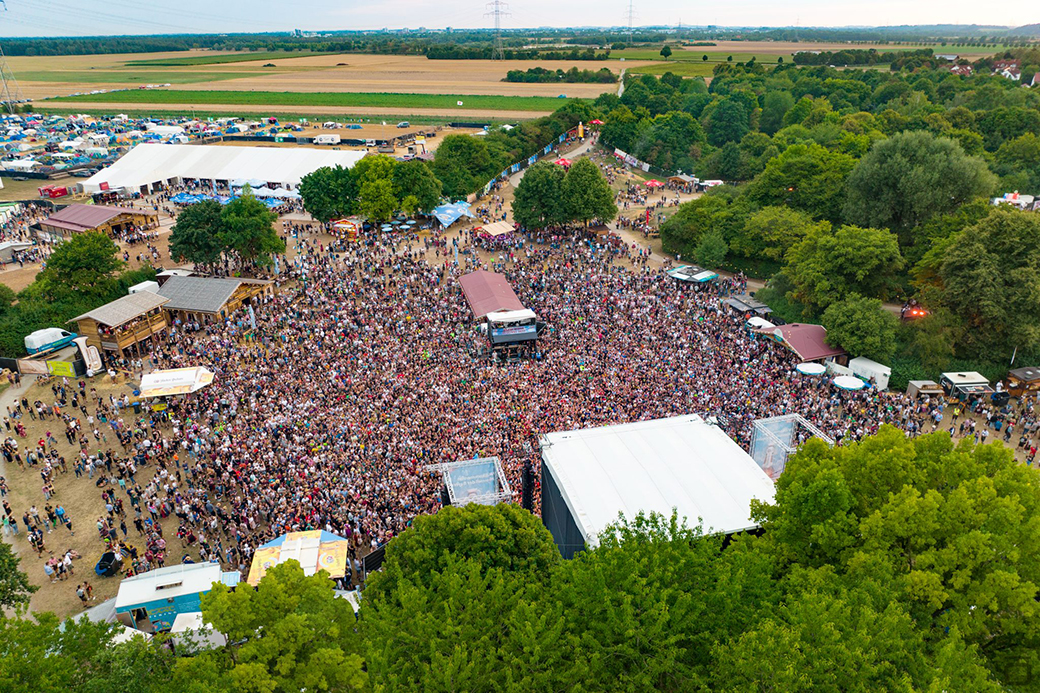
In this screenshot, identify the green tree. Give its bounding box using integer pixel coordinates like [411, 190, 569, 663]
[357, 178, 398, 222]
[37, 231, 123, 302]
[706, 99, 749, 147]
[197, 561, 366, 693]
[784, 224, 904, 311]
[220, 191, 284, 267]
[298, 165, 355, 222]
[169, 199, 226, 268]
[369, 503, 560, 597]
[821, 293, 898, 362]
[695, 227, 729, 268]
[714, 580, 999, 693]
[844, 131, 996, 247]
[512, 160, 567, 230]
[661, 192, 754, 261]
[562, 158, 617, 227]
[735, 206, 829, 263]
[660, 45, 672, 59]
[934, 207, 1040, 356]
[392, 160, 442, 214]
[0, 543, 36, 609]
[760, 90, 795, 135]
[0, 613, 172, 692]
[433, 134, 502, 199]
[755, 428, 1040, 687]
[746, 143, 856, 223]
[555, 513, 779, 692]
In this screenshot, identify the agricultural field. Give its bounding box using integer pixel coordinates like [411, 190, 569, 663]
[124, 51, 314, 67]
[14, 51, 636, 119]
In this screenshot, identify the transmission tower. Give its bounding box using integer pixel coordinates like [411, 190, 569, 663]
[0, 2, 23, 115]
[625, 0, 636, 45]
[485, 0, 510, 61]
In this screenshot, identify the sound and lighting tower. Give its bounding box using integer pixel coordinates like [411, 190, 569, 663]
[0, 1, 23, 115]
[485, 0, 510, 61]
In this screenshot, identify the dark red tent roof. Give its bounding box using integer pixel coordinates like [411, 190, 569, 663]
[458, 270, 524, 319]
[777, 323, 846, 362]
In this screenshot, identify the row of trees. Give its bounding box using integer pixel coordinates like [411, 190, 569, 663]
[511, 159, 617, 230]
[298, 155, 443, 223]
[504, 66, 616, 83]
[168, 191, 284, 270]
[2, 427, 1036, 690]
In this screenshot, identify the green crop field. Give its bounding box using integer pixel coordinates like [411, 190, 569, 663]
[124, 51, 320, 67]
[48, 90, 573, 112]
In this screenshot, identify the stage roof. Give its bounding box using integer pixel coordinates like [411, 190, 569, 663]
[458, 270, 524, 319]
[540, 414, 775, 548]
[82, 143, 366, 193]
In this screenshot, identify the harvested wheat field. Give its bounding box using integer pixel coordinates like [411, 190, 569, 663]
[17, 51, 637, 103]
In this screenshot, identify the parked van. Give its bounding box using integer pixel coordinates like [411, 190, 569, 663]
[314, 134, 341, 145]
[24, 327, 77, 355]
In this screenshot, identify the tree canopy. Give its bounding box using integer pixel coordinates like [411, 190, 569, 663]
[783, 223, 905, 312]
[168, 199, 226, 268]
[821, 293, 899, 362]
[843, 130, 996, 248]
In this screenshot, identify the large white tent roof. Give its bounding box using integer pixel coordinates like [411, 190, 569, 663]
[82, 143, 366, 193]
[540, 414, 775, 548]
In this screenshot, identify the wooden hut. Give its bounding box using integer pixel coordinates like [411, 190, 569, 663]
[70, 292, 169, 359]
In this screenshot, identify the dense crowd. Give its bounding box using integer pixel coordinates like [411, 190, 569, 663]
[2, 189, 1039, 609]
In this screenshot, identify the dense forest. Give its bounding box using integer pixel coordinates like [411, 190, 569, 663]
[582, 48, 1040, 388]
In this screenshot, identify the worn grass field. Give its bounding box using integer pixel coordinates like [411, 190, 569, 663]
[49, 89, 575, 112]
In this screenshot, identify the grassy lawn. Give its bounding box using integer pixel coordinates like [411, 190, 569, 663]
[0, 177, 49, 202]
[627, 62, 716, 78]
[124, 51, 322, 67]
[18, 70, 248, 84]
[47, 90, 573, 112]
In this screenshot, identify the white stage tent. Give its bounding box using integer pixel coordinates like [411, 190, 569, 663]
[82, 143, 367, 194]
[540, 414, 776, 558]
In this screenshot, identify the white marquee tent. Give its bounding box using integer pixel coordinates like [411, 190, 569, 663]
[82, 143, 367, 194]
[540, 414, 776, 558]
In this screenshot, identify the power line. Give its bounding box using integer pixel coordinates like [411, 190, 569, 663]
[485, 0, 510, 61]
[625, 0, 636, 44]
[0, 2, 23, 115]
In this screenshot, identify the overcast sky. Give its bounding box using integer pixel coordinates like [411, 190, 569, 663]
[0, 0, 1030, 38]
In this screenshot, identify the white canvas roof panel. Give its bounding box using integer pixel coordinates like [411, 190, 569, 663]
[82, 143, 366, 193]
[541, 415, 775, 548]
[116, 563, 222, 610]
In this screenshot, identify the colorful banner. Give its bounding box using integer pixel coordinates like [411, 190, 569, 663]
[46, 360, 75, 377]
